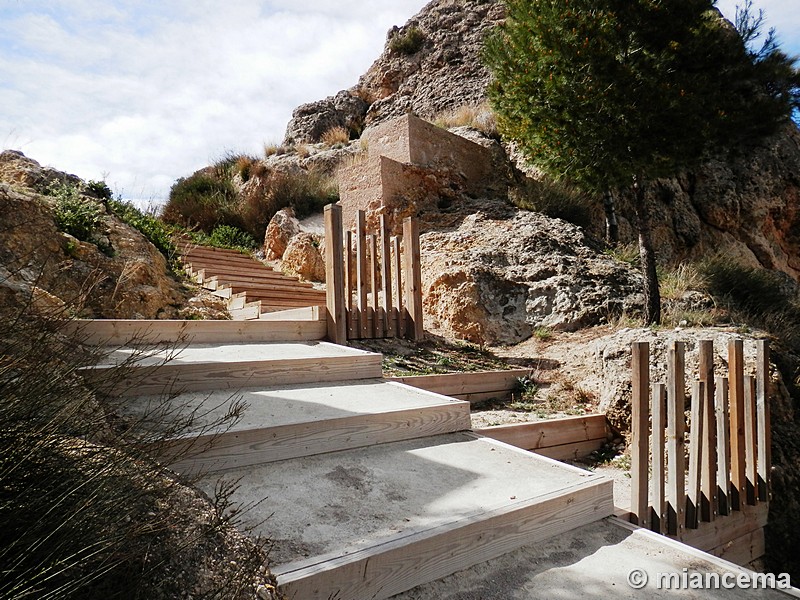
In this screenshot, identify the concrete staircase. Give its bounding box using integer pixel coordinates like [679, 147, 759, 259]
[180, 245, 327, 319]
[76, 317, 614, 600]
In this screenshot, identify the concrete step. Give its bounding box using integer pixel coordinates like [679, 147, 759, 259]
[388, 517, 794, 599]
[131, 379, 471, 472]
[82, 341, 382, 396]
[201, 433, 612, 600]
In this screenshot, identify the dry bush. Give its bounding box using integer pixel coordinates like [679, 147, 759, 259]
[321, 126, 350, 146]
[434, 103, 499, 138]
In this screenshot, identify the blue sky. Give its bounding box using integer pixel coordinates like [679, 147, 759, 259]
[1, 0, 798, 206]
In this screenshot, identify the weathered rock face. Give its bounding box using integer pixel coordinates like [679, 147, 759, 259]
[0, 151, 188, 319]
[263, 207, 302, 260]
[421, 212, 644, 344]
[283, 90, 369, 146]
[626, 127, 800, 281]
[282, 232, 325, 282]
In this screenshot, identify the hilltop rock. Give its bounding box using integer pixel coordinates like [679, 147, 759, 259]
[284, 90, 369, 146]
[422, 211, 644, 345]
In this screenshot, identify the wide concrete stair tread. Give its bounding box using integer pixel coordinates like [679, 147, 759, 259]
[202, 432, 612, 600]
[84, 341, 382, 395]
[388, 518, 794, 599]
[127, 379, 472, 471]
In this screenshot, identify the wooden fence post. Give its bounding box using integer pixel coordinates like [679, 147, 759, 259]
[380, 215, 394, 337]
[403, 217, 424, 341]
[687, 381, 705, 529]
[324, 204, 346, 345]
[744, 375, 758, 505]
[631, 342, 650, 527]
[651, 383, 667, 533]
[728, 339, 745, 510]
[756, 340, 771, 502]
[368, 234, 381, 338]
[715, 377, 732, 516]
[356, 211, 368, 339]
[393, 236, 405, 338]
[345, 230, 356, 339]
[667, 341, 686, 536]
[699, 340, 717, 522]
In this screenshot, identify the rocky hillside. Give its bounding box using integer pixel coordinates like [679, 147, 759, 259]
[285, 0, 800, 290]
[0, 150, 224, 320]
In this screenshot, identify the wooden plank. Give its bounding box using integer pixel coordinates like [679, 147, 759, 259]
[170, 402, 472, 474]
[756, 340, 771, 502]
[393, 236, 405, 338]
[276, 478, 612, 600]
[651, 383, 667, 534]
[630, 341, 650, 527]
[715, 377, 732, 516]
[324, 204, 347, 345]
[380, 215, 395, 337]
[667, 341, 686, 536]
[63, 318, 327, 345]
[686, 381, 705, 529]
[403, 218, 424, 341]
[708, 527, 766, 566]
[84, 353, 384, 397]
[356, 211, 369, 338]
[728, 339, 746, 510]
[679, 502, 768, 550]
[532, 439, 605, 461]
[473, 415, 608, 451]
[345, 230, 356, 339]
[388, 369, 533, 397]
[744, 375, 758, 506]
[698, 340, 717, 522]
[368, 234, 381, 338]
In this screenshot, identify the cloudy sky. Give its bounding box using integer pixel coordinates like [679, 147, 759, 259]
[1, 1, 798, 206]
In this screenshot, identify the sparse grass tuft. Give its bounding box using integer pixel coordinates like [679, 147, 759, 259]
[604, 242, 640, 266]
[321, 126, 350, 147]
[434, 103, 499, 138]
[510, 177, 593, 229]
[659, 262, 708, 300]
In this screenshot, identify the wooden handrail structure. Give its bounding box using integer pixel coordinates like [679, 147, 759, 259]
[629, 339, 771, 562]
[324, 204, 423, 344]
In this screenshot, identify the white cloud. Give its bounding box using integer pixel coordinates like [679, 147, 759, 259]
[0, 0, 427, 203]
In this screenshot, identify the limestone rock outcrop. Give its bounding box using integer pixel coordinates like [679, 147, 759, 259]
[264, 207, 302, 260]
[0, 151, 188, 319]
[421, 212, 644, 345]
[282, 232, 325, 282]
[283, 90, 369, 146]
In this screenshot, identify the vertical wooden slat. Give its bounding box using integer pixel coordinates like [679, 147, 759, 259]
[393, 236, 405, 338]
[356, 211, 368, 339]
[631, 342, 650, 527]
[728, 339, 746, 511]
[744, 375, 758, 506]
[380, 215, 395, 337]
[368, 234, 380, 338]
[756, 340, 771, 502]
[403, 217, 424, 341]
[698, 340, 717, 522]
[715, 377, 732, 516]
[667, 341, 686, 536]
[651, 383, 667, 534]
[686, 381, 705, 529]
[323, 204, 346, 345]
[344, 230, 356, 340]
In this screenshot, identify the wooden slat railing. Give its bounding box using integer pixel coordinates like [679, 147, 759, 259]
[324, 204, 423, 344]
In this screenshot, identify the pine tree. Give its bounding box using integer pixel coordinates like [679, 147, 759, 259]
[484, 0, 800, 324]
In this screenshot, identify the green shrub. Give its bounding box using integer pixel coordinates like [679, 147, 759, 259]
[510, 177, 593, 229]
[161, 173, 238, 233]
[208, 224, 257, 250]
[390, 26, 425, 55]
[49, 182, 104, 242]
[86, 180, 113, 201]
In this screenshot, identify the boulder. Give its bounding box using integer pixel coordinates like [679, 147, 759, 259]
[282, 232, 325, 282]
[283, 90, 369, 146]
[263, 207, 301, 260]
[421, 211, 644, 345]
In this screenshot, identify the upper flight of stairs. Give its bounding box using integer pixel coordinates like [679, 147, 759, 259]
[179, 244, 327, 319]
[74, 317, 614, 600]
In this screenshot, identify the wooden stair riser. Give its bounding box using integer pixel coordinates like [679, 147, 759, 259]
[166, 403, 472, 473]
[82, 354, 384, 396]
[207, 278, 322, 295]
[187, 262, 308, 283]
[63, 319, 327, 345]
[276, 478, 613, 600]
